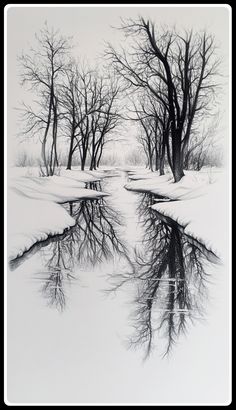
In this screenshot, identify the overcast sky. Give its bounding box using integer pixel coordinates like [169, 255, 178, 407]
[6, 5, 230, 164]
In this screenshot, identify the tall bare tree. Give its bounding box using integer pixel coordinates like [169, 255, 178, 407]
[60, 66, 121, 171]
[106, 18, 220, 181]
[19, 24, 71, 175]
[59, 64, 102, 170]
[130, 92, 169, 174]
[89, 78, 121, 170]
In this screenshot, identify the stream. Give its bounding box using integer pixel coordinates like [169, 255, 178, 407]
[7, 170, 229, 404]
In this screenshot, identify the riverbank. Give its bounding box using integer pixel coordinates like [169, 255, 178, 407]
[8, 165, 229, 262]
[125, 167, 228, 260]
[8, 167, 117, 261]
[7, 166, 229, 406]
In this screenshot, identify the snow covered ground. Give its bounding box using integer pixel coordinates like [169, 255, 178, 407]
[125, 167, 229, 260]
[8, 167, 117, 261]
[8, 165, 229, 263]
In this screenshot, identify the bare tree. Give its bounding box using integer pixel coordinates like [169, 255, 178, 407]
[90, 78, 121, 170]
[184, 113, 222, 170]
[106, 18, 220, 181]
[19, 24, 71, 176]
[59, 65, 102, 170]
[77, 70, 103, 170]
[130, 91, 169, 174]
[132, 101, 155, 171]
[60, 65, 121, 171]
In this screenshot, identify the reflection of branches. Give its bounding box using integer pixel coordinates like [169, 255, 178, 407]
[85, 181, 102, 191]
[112, 192, 220, 358]
[35, 190, 131, 310]
[134, 197, 219, 358]
[62, 196, 129, 265]
[36, 236, 77, 311]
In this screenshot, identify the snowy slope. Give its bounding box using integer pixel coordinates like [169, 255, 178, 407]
[8, 167, 111, 261]
[125, 168, 228, 260]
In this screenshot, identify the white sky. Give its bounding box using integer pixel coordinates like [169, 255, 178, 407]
[6, 5, 230, 164]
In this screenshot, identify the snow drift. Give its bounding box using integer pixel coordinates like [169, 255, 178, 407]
[8, 167, 113, 261]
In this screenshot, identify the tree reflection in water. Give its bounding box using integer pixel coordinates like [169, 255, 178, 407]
[38, 194, 130, 311]
[114, 192, 220, 358]
[10, 182, 131, 311]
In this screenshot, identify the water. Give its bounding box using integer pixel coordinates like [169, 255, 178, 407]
[7, 171, 230, 404]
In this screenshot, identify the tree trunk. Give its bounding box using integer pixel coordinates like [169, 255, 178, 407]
[159, 162, 165, 176]
[89, 155, 95, 170]
[41, 94, 53, 176]
[67, 153, 73, 170]
[49, 84, 58, 176]
[81, 148, 87, 170]
[149, 158, 153, 171]
[81, 140, 87, 171]
[159, 156, 165, 176]
[173, 150, 184, 182]
[149, 150, 153, 171]
[41, 138, 48, 176]
[67, 132, 74, 170]
[81, 159, 85, 171]
[96, 144, 103, 168]
[159, 140, 165, 176]
[155, 147, 159, 171]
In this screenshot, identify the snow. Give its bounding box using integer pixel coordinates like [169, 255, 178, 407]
[125, 168, 228, 260]
[8, 167, 113, 261]
[128, 170, 167, 181]
[8, 192, 75, 261]
[7, 167, 230, 405]
[8, 165, 228, 262]
[9, 175, 107, 203]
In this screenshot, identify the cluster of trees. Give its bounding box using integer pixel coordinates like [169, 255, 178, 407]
[19, 20, 220, 181]
[19, 25, 121, 176]
[107, 18, 220, 181]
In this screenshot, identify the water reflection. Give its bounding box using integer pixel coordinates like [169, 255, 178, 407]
[112, 192, 220, 358]
[10, 189, 131, 311]
[37, 243, 76, 311]
[63, 197, 129, 265]
[9, 179, 221, 357]
[85, 181, 102, 191]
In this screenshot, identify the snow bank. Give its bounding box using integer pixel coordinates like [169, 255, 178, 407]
[8, 166, 119, 181]
[8, 167, 110, 261]
[117, 166, 149, 174]
[125, 168, 228, 260]
[9, 175, 108, 203]
[8, 191, 76, 261]
[126, 173, 172, 192]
